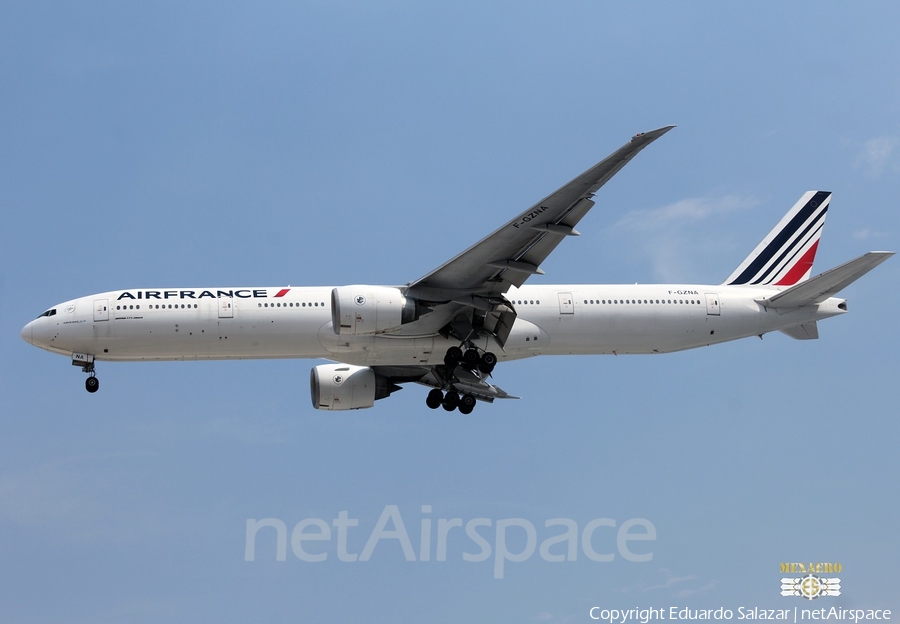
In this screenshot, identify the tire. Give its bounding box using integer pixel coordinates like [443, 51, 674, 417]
[458, 403, 473, 415]
[85, 377, 99, 393]
[442, 391, 460, 409]
[461, 394, 477, 410]
[463, 349, 480, 365]
[426, 389, 443, 409]
[444, 346, 462, 367]
[480, 352, 498, 367]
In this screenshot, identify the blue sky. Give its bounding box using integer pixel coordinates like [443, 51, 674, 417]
[2, 2, 898, 621]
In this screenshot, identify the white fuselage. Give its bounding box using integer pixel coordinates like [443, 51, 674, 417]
[21, 284, 847, 366]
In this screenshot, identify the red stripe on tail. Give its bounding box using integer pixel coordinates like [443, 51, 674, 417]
[775, 241, 819, 286]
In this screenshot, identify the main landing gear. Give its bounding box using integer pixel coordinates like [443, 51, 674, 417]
[427, 346, 498, 413]
[426, 388, 477, 414]
[443, 346, 496, 374]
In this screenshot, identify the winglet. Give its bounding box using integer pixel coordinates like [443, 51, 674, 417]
[632, 125, 676, 143]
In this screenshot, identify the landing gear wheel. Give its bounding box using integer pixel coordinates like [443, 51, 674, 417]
[85, 376, 99, 393]
[460, 394, 477, 411]
[426, 388, 443, 409]
[478, 351, 497, 374]
[459, 403, 474, 415]
[442, 391, 460, 411]
[444, 346, 462, 367]
[463, 349, 480, 366]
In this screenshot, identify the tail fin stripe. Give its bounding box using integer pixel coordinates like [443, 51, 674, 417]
[775, 240, 820, 286]
[750, 216, 825, 285]
[728, 191, 830, 285]
[732, 193, 827, 284]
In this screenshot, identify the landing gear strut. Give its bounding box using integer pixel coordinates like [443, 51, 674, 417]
[76, 357, 99, 393]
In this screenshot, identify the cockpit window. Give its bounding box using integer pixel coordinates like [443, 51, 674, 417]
[37, 309, 57, 318]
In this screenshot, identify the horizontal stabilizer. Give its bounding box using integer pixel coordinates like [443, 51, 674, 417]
[758, 251, 894, 308]
[780, 322, 819, 340]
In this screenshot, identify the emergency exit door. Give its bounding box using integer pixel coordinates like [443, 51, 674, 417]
[93, 299, 108, 321]
[558, 292, 574, 314]
[218, 297, 234, 318]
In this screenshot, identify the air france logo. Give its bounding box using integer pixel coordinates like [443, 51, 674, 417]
[355, 296, 367, 306]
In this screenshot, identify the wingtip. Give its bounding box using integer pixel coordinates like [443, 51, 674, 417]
[632, 125, 676, 142]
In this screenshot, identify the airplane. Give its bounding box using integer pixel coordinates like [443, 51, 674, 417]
[20, 126, 893, 413]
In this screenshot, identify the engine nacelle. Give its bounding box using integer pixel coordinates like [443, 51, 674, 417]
[331, 285, 419, 336]
[310, 363, 397, 410]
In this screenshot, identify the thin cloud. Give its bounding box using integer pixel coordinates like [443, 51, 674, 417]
[852, 228, 891, 241]
[614, 567, 703, 595]
[674, 579, 719, 598]
[605, 195, 759, 282]
[611, 195, 758, 232]
[855, 136, 900, 177]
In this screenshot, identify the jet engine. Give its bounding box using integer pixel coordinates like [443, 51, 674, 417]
[331, 285, 422, 336]
[310, 363, 399, 410]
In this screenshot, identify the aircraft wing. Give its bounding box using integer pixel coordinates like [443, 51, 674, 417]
[406, 126, 675, 302]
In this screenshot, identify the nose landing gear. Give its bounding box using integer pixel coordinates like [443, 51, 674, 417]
[72, 353, 99, 393]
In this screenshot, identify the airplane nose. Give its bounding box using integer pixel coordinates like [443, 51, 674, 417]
[20, 321, 33, 345]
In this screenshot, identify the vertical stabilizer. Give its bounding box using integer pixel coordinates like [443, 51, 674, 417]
[725, 191, 831, 286]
